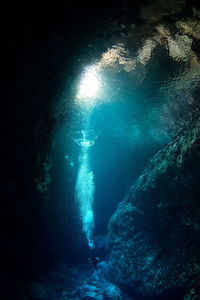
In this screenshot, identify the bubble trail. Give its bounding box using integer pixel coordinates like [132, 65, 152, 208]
[75, 131, 95, 249]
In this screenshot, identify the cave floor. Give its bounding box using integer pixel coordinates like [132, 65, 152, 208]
[28, 262, 132, 300]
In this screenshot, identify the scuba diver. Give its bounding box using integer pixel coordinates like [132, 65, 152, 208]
[88, 257, 100, 273]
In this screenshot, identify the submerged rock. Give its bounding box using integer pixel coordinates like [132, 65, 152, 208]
[27, 262, 131, 300]
[107, 114, 200, 297]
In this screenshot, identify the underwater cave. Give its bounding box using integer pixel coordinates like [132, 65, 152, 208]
[1, 0, 200, 299]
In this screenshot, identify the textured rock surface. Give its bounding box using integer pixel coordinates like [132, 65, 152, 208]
[107, 114, 200, 296]
[184, 274, 200, 300]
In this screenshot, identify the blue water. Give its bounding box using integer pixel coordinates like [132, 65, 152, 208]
[32, 3, 200, 299]
[2, 1, 200, 300]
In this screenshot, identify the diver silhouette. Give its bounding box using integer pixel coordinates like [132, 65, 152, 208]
[88, 257, 100, 273]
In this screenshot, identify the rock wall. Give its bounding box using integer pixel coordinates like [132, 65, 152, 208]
[107, 113, 200, 297]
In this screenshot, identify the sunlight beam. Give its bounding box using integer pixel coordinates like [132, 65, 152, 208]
[77, 65, 101, 106]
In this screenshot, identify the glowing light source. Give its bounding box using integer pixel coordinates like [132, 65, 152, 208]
[77, 65, 101, 105]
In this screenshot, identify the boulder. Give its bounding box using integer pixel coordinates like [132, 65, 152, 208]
[107, 114, 200, 297]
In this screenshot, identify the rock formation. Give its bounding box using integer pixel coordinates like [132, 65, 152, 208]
[107, 113, 200, 298]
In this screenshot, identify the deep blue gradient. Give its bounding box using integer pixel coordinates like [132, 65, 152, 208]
[2, 1, 200, 299]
